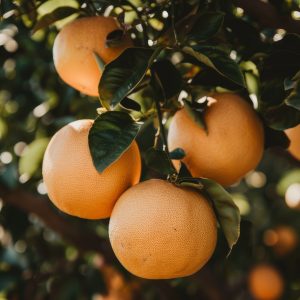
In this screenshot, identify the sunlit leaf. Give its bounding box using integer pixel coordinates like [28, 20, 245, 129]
[19, 138, 49, 177]
[32, 7, 79, 33]
[183, 46, 245, 87]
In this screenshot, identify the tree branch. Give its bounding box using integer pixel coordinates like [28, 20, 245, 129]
[233, 0, 300, 34]
[0, 185, 116, 264]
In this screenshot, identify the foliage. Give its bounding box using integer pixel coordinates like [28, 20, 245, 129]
[0, 0, 300, 299]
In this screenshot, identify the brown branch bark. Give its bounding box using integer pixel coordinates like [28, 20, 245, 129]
[233, 0, 300, 34]
[0, 185, 116, 264]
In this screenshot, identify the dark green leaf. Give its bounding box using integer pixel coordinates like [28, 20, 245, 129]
[183, 46, 245, 87]
[285, 82, 300, 110]
[264, 125, 290, 149]
[192, 67, 240, 90]
[88, 111, 142, 173]
[201, 178, 240, 255]
[183, 100, 207, 131]
[106, 29, 125, 48]
[144, 148, 175, 176]
[151, 60, 183, 99]
[261, 35, 300, 81]
[187, 12, 224, 41]
[0, 0, 16, 16]
[263, 104, 300, 130]
[32, 7, 79, 33]
[169, 148, 186, 160]
[284, 78, 296, 91]
[99, 47, 162, 108]
[0, 164, 18, 189]
[175, 177, 204, 190]
[120, 97, 142, 111]
[178, 162, 192, 177]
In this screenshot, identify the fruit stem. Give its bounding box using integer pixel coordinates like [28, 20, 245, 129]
[153, 73, 170, 154]
[152, 72, 178, 176]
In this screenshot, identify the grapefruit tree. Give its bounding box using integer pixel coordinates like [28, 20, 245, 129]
[0, 0, 300, 299]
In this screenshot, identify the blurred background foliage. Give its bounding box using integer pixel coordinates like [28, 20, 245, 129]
[1, 0, 300, 299]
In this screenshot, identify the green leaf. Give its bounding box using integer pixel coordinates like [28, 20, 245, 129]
[175, 177, 204, 190]
[285, 81, 300, 110]
[169, 148, 185, 160]
[260, 79, 300, 129]
[120, 97, 142, 111]
[183, 46, 245, 87]
[105, 29, 126, 48]
[0, 0, 16, 16]
[144, 148, 175, 176]
[264, 125, 290, 149]
[284, 78, 296, 91]
[99, 47, 162, 109]
[19, 138, 49, 178]
[88, 111, 142, 173]
[151, 60, 183, 100]
[263, 104, 300, 130]
[192, 68, 240, 90]
[187, 12, 224, 41]
[201, 178, 241, 255]
[183, 100, 207, 132]
[32, 7, 79, 33]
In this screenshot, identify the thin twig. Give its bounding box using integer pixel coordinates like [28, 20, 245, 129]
[171, 0, 179, 46]
[153, 73, 170, 154]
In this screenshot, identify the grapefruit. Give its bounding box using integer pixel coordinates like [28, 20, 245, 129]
[168, 93, 264, 186]
[109, 179, 217, 279]
[42, 119, 141, 219]
[53, 16, 132, 96]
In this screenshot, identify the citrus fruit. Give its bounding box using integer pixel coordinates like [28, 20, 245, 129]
[264, 226, 298, 256]
[248, 264, 284, 300]
[285, 124, 300, 160]
[53, 16, 132, 96]
[109, 179, 217, 279]
[42, 119, 141, 219]
[168, 93, 264, 186]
